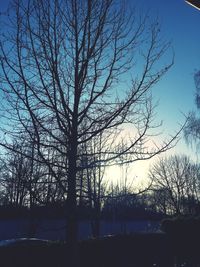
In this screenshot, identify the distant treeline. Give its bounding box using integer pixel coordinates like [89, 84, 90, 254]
[0, 200, 164, 221]
[1, 148, 200, 224]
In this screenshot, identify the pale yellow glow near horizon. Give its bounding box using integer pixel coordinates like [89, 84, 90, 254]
[104, 136, 198, 191]
[104, 160, 152, 189]
[102, 125, 155, 188]
[185, 0, 200, 10]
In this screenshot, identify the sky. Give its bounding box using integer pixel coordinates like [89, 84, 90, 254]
[0, 0, 200, 186]
[136, 0, 200, 131]
[107, 0, 200, 186]
[140, 0, 200, 160]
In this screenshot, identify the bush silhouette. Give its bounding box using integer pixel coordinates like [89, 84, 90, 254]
[161, 216, 200, 237]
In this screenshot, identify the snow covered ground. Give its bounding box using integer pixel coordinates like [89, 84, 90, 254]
[0, 219, 160, 241]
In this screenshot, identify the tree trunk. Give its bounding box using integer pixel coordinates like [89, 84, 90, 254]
[66, 136, 78, 267]
[91, 206, 101, 238]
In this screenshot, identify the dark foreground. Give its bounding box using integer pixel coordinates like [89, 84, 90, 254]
[0, 233, 199, 267]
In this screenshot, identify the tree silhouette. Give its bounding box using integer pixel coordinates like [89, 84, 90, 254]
[185, 71, 200, 148]
[149, 155, 200, 215]
[0, 0, 180, 264]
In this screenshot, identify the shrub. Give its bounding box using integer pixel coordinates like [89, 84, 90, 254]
[161, 216, 200, 237]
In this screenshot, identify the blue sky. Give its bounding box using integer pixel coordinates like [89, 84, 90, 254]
[108, 0, 200, 185]
[0, 0, 200, 183]
[0, 0, 199, 140]
[0, 1, 199, 117]
[134, 0, 199, 125]
[137, 0, 200, 153]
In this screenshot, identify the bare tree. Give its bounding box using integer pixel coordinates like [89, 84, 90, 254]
[0, 136, 46, 207]
[0, 0, 180, 258]
[80, 134, 107, 238]
[185, 70, 200, 148]
[0, 139, 34, 207]
[150, 187, 172, 215]
[149, 155, 200, 215]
